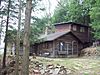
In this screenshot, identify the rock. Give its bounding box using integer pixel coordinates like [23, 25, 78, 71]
[58, 66, 67, 75]
[81, 47, 100, 56]
[43, 70, 51, 75]
[7, 67, 14, 74]
[29, 68, 33, 74]
[46, 64, 54, 69]
[9, 60, 15, 67]
[33, 69, 41, 75]
[55, 64, 61, 68]
[33, 66, 41, 75]
[33, 61, 39, 65]
[19, 66, 22, 71]
[1, 68, 7, 75]
[67, 69, 71, 74]
[53, 68, 60, 75]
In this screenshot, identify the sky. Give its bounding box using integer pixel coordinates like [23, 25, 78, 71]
[0, 0, 59, 54]
[32, 0, 59, 18]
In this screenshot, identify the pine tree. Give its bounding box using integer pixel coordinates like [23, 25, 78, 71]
[22, 0, 32, 75]
[2, 0, 11, 69]
[15, 0, 21, 75]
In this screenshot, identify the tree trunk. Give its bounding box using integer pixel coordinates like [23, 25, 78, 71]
[0, 15, 3, 45]
[15, 0, 21, 75]
[22, 0, 32, 75]
[2, 0, 11, 68]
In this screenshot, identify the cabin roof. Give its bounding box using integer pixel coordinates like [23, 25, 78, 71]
[45, 31, 70, 41]
[41, 31, 83, 43]
[54, 22, 89, 27]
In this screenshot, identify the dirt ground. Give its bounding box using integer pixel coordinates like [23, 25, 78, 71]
[0, 55, 100, 75]
[28, 56, 100, 75]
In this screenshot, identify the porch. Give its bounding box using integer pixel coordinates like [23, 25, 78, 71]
[53, 41, 79, 57]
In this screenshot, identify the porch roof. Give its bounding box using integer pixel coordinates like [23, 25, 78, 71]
[45, 31, 70, 41]
[41, 31, 83, 43]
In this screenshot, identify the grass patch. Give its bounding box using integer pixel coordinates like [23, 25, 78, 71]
[31, 56, 100, 75]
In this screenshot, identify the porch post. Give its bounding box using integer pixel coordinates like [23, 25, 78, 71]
[77, 43, 78, 56]
[52, 41, 55, 57]
[72, 41, 75, 56]
[67, 44, 69, 56]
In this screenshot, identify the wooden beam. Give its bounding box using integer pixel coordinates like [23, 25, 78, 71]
[52, 41, 55, 57]
[67, 44, 69, 56]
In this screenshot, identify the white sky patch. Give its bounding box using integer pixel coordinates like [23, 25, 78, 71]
[32, 0, 59, 18]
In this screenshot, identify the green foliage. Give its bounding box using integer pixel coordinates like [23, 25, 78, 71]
[1, 0, 100, 43]
[52, 0, 84, 24]
[51, 0, 95, 25]
[0, 0, 19, 30]
[30, 17, 48, 44]
[6, 29, 17, 43]
[0, 0, 47, 44]
[51, 0, 69, 23]
[90, 0, 100, 39]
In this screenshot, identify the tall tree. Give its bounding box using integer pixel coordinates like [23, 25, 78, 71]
[52, 0, 83, 23]
[0, 16, 3, 45]
[0, 0, 3, 5]
[22, 0, 32, 75]
[30, 17, 49, 44]
[81, 0, 96, 25]
[2, 0, 11, 68]
[51, 0, 95, 25]
[0, 0, 19, 31]
[15, 0, 21, 74]
[90, 0, 100, 40]
[0, 0, 19, 48]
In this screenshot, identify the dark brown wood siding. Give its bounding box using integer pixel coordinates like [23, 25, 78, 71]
[37, 41, 53, 55]
[34, 22, 91, 57]
[54, 33, 83, 52]
[55, 24, 71, 32]
[55, 24, 91, 44]
[36, 33, 83, 57]
[71, 24, 89, 43]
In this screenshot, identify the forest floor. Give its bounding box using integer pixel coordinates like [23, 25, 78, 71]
[0, 56, 100, 75]
[28, 56, 100, 75]
[0, 46, 100, 75]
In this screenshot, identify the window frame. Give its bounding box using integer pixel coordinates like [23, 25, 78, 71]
[72, 25, 77, 31]
[80, 27, 85, 32]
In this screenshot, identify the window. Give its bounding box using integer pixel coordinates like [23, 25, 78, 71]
[80, 27, 85, 32]
[72, 25, 77, 31]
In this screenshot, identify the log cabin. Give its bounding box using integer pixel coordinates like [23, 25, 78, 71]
[33, 22, 92, 57]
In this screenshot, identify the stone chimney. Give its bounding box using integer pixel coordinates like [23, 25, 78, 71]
[45, 26, 48, 36]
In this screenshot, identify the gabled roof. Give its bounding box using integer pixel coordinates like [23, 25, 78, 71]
[41, 31, 83, 43]
[44, 31, 70, 41]
[54, 22, 89, 27]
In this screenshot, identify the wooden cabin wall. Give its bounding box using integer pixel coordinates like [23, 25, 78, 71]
[55, 23, 91, 44]
[56, 33, 77, 42]
[37, 41, 53, 55]
[55, 24, 71, 32]
[35, 33, 83, 57]
[71, 24, 89, 43]
[54, 33, 83, 55]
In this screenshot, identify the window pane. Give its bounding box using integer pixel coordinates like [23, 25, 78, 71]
[73, 25, 77, 31]
[80, 27, 85, 32]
